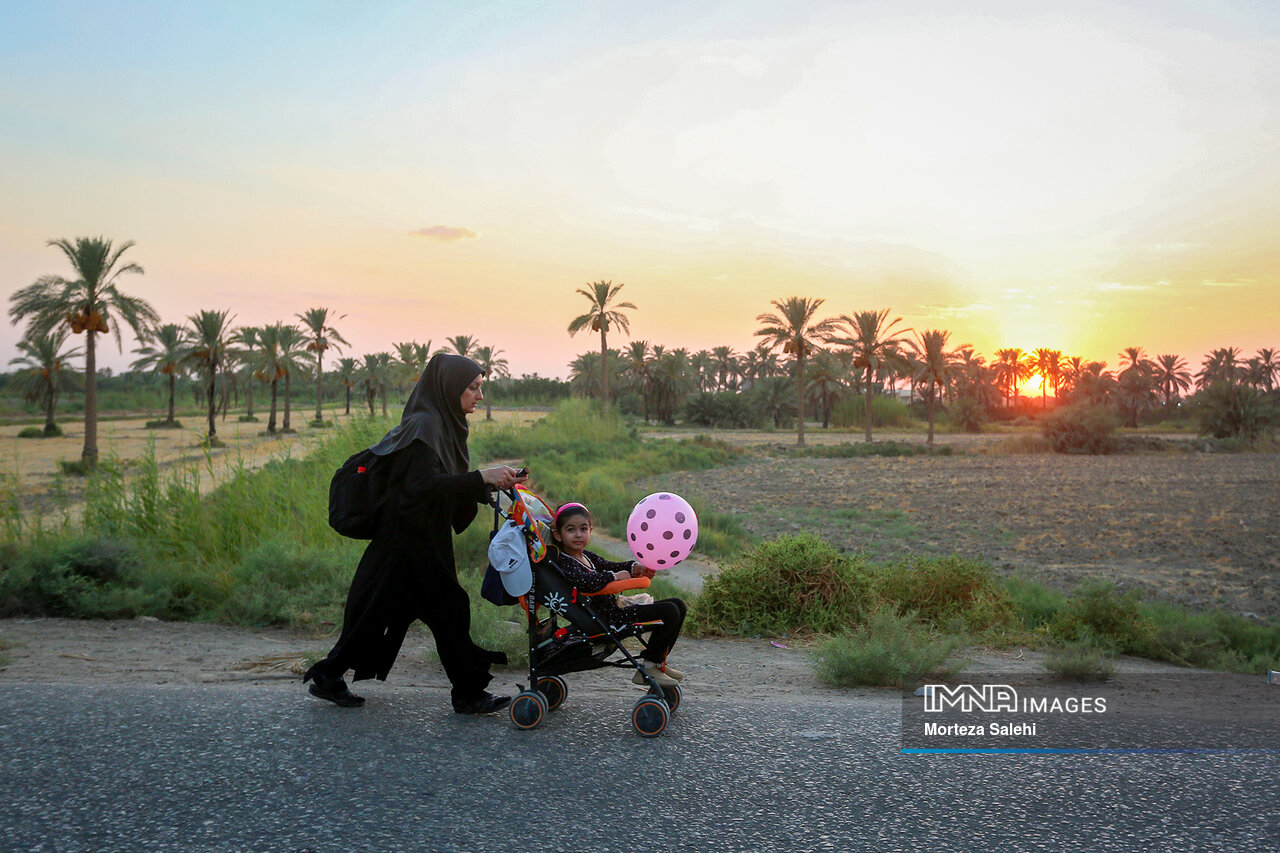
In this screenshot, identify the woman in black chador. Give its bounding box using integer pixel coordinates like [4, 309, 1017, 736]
[304, 353, 526, 714]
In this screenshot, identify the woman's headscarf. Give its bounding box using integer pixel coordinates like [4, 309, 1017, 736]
[368, 353, 483, 474]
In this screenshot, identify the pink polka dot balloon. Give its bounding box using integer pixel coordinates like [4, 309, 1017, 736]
[626, 492, 698, 570]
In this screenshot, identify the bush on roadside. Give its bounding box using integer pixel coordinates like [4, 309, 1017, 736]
[0, 536, 157, 619]
[1042, 580, 1155, 653]
[1042, 640, 1116, 682]
[1041, 403, 1118, 454]
[813, 608, 966, 687]
[1004, 575, 1067, 630]
[873, 555, 1016, 635]
[1141, 603, 1280, 672]
[691, 534, 873, 636]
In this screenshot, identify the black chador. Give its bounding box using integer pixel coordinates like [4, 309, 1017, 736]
[305, 354, 505, 705]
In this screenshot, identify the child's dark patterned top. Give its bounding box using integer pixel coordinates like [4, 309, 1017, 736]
[555, 549, 645, 624]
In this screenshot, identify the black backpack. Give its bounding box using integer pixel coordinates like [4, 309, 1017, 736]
[328, 448, 395, 539]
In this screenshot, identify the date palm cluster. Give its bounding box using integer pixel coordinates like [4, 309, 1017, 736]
[7, 236, 517, 467]
[565, 290, 1278, 447]
[10, 238, 1276, 465]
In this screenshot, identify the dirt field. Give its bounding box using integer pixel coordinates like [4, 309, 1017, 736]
[647, 450, 1280, 617]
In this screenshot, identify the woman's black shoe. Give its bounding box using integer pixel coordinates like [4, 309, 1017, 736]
[306, 672, 365, 707]
[452, 692, 512, 715]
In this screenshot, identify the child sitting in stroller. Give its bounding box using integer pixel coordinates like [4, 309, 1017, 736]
[551, 502, 687, 687]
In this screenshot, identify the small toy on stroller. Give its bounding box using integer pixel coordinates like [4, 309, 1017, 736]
[484, 485, 683, 737]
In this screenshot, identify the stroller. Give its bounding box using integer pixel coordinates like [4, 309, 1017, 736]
[484, 485, 683, 737]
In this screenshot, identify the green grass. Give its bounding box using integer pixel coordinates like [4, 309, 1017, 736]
[474, 399, 749, 559]
[0, 400, 750, 640]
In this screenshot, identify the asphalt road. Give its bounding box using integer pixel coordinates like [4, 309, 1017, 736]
[2, 683, 1276, 852]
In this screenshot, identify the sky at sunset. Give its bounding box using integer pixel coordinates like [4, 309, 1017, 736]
[2, 1, 1278, 380]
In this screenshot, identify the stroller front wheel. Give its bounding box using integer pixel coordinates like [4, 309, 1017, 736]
[632, 696, 670, 738]
[510, 690, 549, 730]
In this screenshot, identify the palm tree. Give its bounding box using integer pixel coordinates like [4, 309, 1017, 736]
[360, 353, 394, 416]
[830, 308, 911, 443]
[1076, 361, 1116, 406]
[755, 296, 838, 446]
[1119, 346, 1151, 377]
[444, 335, 478, 358]
[567, 280, 636, 405]
[336, 357, 359, 415]
[1031, 347, 1062, 410]
[131, 323, 188, 426]
[1197, 347, 1242, 389]
[650, 347, 696, 425]
[624, 340, 653, 422]
[9, 329, 82, 435]
[277, 324, 307, 431]
[233, 326, 262, 419]
[1060, 356, 1085, 397]
[691, 350, 715, 393]
[8, 236, 158, 467]
[754, 376, 796, 428]
[1252, 347, 1278, 392]
[184, 309, 236, 445]
[1116, 368, 1158, 427]
[910, 329, 957, 446]
[393, 340, 432, 395]
[1152, 354, 1193, 407]
[472, 344, 510, 420]
[805, 348, 845, 429]
[255, 323, 286, 433]
[708, 346, 739, 391]
[297, 307, 349, 425]
[993, 348, 1032, 407]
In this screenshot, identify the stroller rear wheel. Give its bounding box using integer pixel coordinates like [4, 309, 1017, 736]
[535, 675, 568, 711]
[510, 690, 549, 730]
[632, 696, 670, 738]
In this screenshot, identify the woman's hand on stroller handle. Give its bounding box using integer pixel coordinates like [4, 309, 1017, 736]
[480, 465, 528, 490]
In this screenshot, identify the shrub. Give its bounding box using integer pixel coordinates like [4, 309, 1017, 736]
[1194, 382, 1275, 441]
[0, 536, 154, 618]
[1043, 580, 1155, 653]
[682, 392, 760, 429]
[144, 419, 183, 429]
[58, 459, 94, 476]
[1041, 403, 1118, 454]
[18, 425, 63, 438]
[219, 540, 354, 627]
[1141, 603, 1280, 672]
[1004, 576, 1067, 631]
[1043, 641, 1116, 682]
[830, 394, 915, 430]
[947, 397, 987, 433]
[813, 608, 966, 687]
[873, 555, 1016, 635]
[691, 534, 873, 636]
